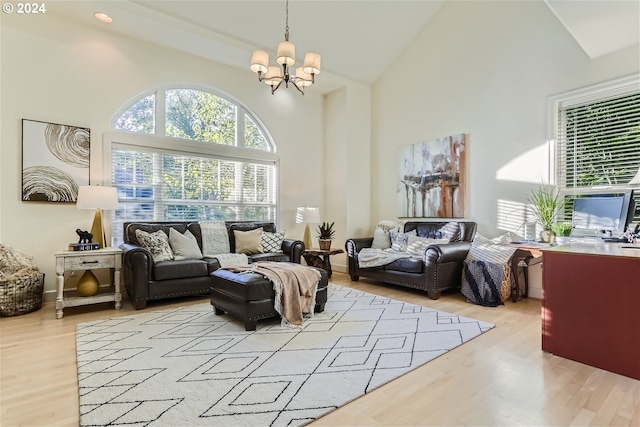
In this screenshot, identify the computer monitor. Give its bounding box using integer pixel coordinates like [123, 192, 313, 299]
[571, 190, 635, 236]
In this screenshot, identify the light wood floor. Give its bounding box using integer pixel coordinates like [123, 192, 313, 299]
[1, 273, 638, 427]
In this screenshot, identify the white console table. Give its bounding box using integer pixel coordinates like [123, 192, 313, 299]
[54, 247, 122, 319]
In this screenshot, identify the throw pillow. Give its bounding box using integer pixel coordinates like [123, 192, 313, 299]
[389, 229, 417, 252]
[200, 221, 230, 257]
[371, 227, 392, 249]
[135, 229, 174, 263]
[261, 230, 285, 253]
[438, 221, 462, 242]
[234, 228, 264, 255]
[406, 235, 450, 256]
[168, 228, 203, 260]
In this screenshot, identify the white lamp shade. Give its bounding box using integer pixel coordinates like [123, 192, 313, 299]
[276, 41, 296, 66]
[250, 50, 269, 74]
[264, 66, 282, 85]
[302, 52, 321, 75]
[629, 166, 640, 185]
[295, 67, 312, 86]
[76, 186, 118, 210]
[296, 207, 320, 224]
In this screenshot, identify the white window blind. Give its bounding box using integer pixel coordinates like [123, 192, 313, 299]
[553, 75, 640, 222]
[109, 86, 277, 245]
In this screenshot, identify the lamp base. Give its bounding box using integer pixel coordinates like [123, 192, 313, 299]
[303, 224, 312, 249]
[89, 208, 106, 248]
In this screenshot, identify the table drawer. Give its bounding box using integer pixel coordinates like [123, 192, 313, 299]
[65, 255, 114, 270]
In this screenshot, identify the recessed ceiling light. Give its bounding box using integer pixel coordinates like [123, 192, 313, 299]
[94, 12, 112, 23]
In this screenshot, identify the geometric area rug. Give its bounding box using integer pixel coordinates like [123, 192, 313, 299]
[76, 284, 494, 427]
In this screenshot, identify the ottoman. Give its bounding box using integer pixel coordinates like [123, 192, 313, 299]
[210, 265, 328, 331]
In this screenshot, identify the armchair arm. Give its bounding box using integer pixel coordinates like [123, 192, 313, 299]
[424, 241, 472, 265]
[281, 239, 304, 263]
[345, 238, 374, 257]
[120, 242, 154, 308]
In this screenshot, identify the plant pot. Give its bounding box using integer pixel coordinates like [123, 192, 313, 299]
[318, 239, 332, 251]
[540, 229, 556, 244]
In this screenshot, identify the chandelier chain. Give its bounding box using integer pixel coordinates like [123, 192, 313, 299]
[285, 0, 289, 37]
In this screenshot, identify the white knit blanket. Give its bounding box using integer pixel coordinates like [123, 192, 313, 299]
[357, 248, 412, 268]
[214, 253, 249, 268]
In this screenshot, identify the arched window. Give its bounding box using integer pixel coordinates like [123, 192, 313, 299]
[109, 86, 278, 244]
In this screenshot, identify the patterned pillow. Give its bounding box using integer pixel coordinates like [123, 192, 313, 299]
[200, 221, 230, 256]
[406, 235, 449, 256]
[135, 229, 174, 262]
[389, 229, 417, 252]
[438, 221, 462, 242]
[261, 230, 285, 253]
[234, 228, 264, 255]
[168, 228, 202, 260]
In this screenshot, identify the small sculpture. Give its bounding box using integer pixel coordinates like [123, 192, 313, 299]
[76, 229, 93, 244]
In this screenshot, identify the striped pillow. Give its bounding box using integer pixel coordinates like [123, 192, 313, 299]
[438, 221, 461, 242]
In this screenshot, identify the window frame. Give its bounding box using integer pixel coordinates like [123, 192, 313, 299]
[105, 84, 279, 245]
[549, 74, 640, 223]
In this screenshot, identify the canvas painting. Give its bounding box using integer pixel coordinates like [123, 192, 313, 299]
[22, 119, 90, 203]
[397, 133, 467, 218]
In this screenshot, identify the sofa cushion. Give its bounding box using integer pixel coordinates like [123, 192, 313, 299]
[135, 229, 174, 262]
[261, 230, 285, 253]
[228, 222, 276, 252]
[200, 221, 230, 256]
[390, 229, 417, 252]
[153, 259, 209, 281]
[383, 257, 424, 273]
[169, 228, 203, 260]
[250, 252, 290, 263]
[234, 228, 264, 255]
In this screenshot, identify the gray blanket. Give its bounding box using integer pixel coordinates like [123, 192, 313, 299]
[357, 248, 412, 268]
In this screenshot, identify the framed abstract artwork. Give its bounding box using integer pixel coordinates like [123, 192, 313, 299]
[21, 119, 90, 203]
[397, 133, 467, 218]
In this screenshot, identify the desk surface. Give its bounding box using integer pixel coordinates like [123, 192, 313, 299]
[542, 242, 640, 259]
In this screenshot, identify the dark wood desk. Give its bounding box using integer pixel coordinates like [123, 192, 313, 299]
[303, 248, 344, 278]
[542, 243, 640, 380]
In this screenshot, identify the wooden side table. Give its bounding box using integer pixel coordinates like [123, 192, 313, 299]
[54, 247, 122, 319]
[303, 248, 344, 278]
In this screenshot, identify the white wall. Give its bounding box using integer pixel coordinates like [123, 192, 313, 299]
[371, 0, 639, 241]
[0, 13, 327, 295]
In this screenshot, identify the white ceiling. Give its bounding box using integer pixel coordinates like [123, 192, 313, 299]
[49, 0, 639, 94]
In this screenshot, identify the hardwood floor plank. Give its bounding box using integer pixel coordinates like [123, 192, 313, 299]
[1, 272, 638, 427]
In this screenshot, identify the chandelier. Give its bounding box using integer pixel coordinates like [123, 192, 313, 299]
[250, 0, 321, 95]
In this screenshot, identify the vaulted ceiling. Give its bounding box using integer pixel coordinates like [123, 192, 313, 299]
[50, 1, 639, 94]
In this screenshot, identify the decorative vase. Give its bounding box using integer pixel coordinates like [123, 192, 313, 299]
[77, 270, 99, 297]
[540, 229, 556, 244]
[318, 239, 332, 251]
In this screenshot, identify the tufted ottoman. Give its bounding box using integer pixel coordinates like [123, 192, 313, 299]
[210, 264, 328, 331]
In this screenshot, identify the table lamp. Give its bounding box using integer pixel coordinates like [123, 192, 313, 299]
[296, 207, 320, 249]
[76, 185, 118, 249]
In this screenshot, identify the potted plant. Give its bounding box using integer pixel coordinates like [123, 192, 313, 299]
[317, 222, 335, 250]
[528, 184, 564, 243]
[552, 222, 572, 245]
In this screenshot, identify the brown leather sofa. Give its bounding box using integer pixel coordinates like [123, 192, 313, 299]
[120, 221, 304, 309]
[345, 221, 477, 299]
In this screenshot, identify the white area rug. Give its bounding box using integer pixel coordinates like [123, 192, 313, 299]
[76, 284, 494, 426]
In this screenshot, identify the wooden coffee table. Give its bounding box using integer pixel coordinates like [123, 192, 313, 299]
[303, 248, 344, 278]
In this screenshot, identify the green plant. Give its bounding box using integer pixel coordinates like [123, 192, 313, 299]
[552, 222, 572, 237]
[317, 222, 335, 240]
[528, 184, 564, 230]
